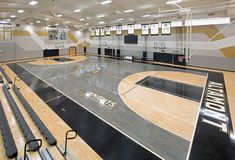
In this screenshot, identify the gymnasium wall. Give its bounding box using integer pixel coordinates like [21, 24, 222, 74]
[0, 24, 83, 62]
[85, 23, 235, 71]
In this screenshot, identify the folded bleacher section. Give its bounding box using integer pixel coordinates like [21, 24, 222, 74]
[12, 85, 57, 146]
[2, 85, 40, 151]
[0, 67, 12, 84]
[0, 101, 18, 158]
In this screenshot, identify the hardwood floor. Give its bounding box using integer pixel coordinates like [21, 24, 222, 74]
[0, 64, 102, 160]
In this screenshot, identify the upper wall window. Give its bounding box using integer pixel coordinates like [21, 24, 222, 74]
[0, 23, 12, 41]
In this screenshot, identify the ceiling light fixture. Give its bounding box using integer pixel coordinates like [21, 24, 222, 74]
[55, 23, 59, 26]
[18, 10, 24, 13]
[179, 8, 191, 12]
[99, 21, 105, 24]
[10, 15, 16, 18]
[97, 15, 105, 18]
[45, 18, 49, 21]
[142, 14, 151, 18]
[129, 18, 135, 21]
[65, 21, 70, 24]
[117, 18, 124, 21]
[29, 1, 38, 6]
[30, 23, 34, 25]
[57, 14, 62, 17]
[74, 9, 81, 12]
[124, 9, 133, 13]
[6, 19, 11, 22]
[79, 18, 85, 21]
[166, 0, 182, 4]
[36, 20, 41, 23]
[101, 0, 112, 5]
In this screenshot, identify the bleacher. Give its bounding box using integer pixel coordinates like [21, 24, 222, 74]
[0, 101, 18, 158]
[0, 67, 12, 84]
[12, 85, 57, 146]
[0, 66, 77, 160]
[2, 85, 40, 151]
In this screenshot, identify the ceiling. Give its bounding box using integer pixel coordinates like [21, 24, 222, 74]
[1, 0, 235, 29]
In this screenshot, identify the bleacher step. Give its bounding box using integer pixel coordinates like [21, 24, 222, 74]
[57, 144, 77, 160]
[39, 148, 55, 160]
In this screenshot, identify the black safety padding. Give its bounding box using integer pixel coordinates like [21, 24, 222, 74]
[2, 85, 40, 151]
[12, 85, 57, 146]
[0, 101, 18, 158]
[0, 67, 12, 84]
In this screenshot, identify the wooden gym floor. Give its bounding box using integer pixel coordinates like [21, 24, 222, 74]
[1, 54, 235, 160]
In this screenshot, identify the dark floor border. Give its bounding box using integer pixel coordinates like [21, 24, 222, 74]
[8, 63, 162, 160]
[188, 72, 235, 160]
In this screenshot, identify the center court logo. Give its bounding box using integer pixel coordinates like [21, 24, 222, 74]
[80, 64, 107, 74]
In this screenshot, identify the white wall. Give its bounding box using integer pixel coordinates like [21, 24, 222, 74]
[85, 23, 235, 71]
[0, 24, 83, 62]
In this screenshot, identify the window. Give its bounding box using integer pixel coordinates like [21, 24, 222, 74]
[0, 23, 12, 41]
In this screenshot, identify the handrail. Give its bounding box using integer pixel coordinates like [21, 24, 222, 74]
[24, 139, 42, 160]
[63, 130, 78, 156]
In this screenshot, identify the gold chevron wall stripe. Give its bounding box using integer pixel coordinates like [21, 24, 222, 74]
[36, 31, 48, 36]
[192, 25, 235, 57]
[12, 30, 30, 36]
[11, 26, 235, 58]
[67, 32, 78, 43]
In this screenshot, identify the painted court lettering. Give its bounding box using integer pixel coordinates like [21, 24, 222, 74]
[202, 81, 228, 133]
[202, 118, 228, 133]
[88, 92, 117, 109]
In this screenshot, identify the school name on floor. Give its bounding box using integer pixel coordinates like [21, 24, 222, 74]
[86, 92, 117, 109]
[202, 81, 228, 133]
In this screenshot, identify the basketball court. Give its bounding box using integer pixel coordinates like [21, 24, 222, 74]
[1, 0, 235, 160]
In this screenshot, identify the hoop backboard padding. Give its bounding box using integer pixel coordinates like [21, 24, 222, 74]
[143, 51, 147, 58]
[112, 49, 115, 57]
[153, 52, 186, 66]
[98, 48, 101, 55]
[43, 49, 59, 57]
[117, 49, 120, 57]
[105, 48, 112, 56]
